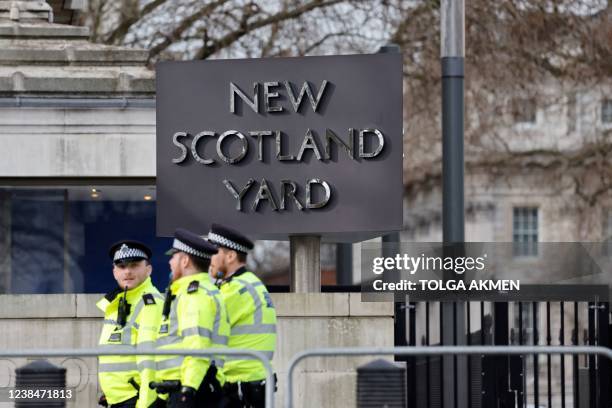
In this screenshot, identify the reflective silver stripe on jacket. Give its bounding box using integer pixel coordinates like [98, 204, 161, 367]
[182, 326, 229, 345]
[98, 344, 136, 352]
[200, 284, 227, 346]
[118, 292, 163, 345]
[235, 278, 263, 324]
[155, 287, 227, 349]
[137, 341, 156, 350]
[137, 359, 156, 370]
[98, 362, 138, 372]
[156, 356, 185, 370]
[225, 350, 274, 361]
[238, 281, 264, 294]
[155, 292, 181, 348]
[233, 278, 276, 337]
[156, 356, 225, 370]
[230, 324, 276, 335]
[155, 335, 181, 347]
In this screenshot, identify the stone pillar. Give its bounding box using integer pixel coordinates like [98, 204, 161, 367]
[289, 236, 321, 293]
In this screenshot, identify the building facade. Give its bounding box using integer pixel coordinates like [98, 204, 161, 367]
[0, 0, 167, 294]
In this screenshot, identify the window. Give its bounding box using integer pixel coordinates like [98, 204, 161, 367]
[602, 99, 612, 124]
[511, 98, 537, 124]
[513, 207, 538, 257]
[0, 186, 171, 294]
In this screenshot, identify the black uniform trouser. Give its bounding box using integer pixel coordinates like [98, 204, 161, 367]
[167, 375, 224, 408]
[149, 398, 168, 408]
[221, 381, 265, 408]
[109, 396, 138, 408]
[167, 388, 224, 408]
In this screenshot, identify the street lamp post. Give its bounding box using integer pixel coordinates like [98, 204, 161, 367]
[441, 1, 466, 408]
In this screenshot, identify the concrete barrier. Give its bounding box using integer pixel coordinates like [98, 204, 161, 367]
[0, 293, 393, 408]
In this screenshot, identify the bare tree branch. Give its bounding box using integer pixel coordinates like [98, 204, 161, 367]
[147, 0, 232, 63]
[300, 32, 349, 55]
[105, 0, 168, 45]
[79, 0, 612, 233]
[193, 0, 346, 60]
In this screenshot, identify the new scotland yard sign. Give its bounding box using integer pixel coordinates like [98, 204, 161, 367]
[156, 53, 403, 241]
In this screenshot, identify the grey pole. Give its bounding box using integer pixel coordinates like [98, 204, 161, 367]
[376, 42, 407, 348]
[290, 235, 321, 292]
[335, 243, 353, 285]
[441, 1, 466, 408]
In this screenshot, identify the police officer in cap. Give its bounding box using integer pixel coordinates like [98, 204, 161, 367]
[208, 224, 277, 408]
[97, 240, 165, 408]
[152, 228, 229, 408]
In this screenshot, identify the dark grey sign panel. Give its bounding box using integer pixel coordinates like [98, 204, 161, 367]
[156, 53, 403, 241]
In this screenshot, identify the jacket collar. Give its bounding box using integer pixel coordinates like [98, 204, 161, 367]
[170, 272, 206, 292]
[97, 277, 153, 312]
[225, 265, 248, 283]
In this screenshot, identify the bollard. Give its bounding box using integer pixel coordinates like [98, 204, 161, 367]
[356, 359, 406, 408]
[15, 360, 66, 407]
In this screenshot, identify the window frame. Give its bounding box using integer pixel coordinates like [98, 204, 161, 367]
[512, 206, 539, 258]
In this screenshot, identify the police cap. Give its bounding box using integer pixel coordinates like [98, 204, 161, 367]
[109, 240, 152, 265]
[166, 228, 218, 259]
[207, 223, 254, 254]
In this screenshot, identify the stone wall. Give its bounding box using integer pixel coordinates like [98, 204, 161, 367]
[0, 107, 155, 177]
[0, 293, 394, 408]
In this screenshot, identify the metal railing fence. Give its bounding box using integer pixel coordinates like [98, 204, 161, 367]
[285, 345, 612, 408]
[0, 348, 275, 408]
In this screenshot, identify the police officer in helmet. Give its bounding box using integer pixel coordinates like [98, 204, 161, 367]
[208, 224, 277, 408]
[152, 228, 230, 408]
[97, 240, 165, 408]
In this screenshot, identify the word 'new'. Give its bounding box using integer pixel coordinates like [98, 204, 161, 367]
[230, 80, 328, 114]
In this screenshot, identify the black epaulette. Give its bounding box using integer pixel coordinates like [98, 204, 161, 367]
[187, 280, 199, 293]
[143, 293, 156, 305]
[104, 287, 123, 302]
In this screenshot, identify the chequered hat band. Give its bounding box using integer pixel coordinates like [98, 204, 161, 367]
[114, 245, 148, 262]
[207, 232, 250, 253]
[173, 238, 211, 259]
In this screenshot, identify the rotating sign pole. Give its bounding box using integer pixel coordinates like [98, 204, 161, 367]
[290, 235, 321, 293]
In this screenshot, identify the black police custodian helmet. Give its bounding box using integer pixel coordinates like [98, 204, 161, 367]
[207, 223, 254, 254]
[165, 228, 218, 259]
[109, 240, 152, 265]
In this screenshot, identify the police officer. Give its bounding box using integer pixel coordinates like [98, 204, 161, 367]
[97, 240, 165, 408]
[153, 228, 229, 408]
[207, 224, 277, 408]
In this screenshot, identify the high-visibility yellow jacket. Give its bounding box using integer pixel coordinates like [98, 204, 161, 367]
[218, 267, 277, 383]
[97, 277, 163, 408]
[154, 273, 229, 390]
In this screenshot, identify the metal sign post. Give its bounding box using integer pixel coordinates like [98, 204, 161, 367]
[441, 0, 466, 407]
[290, 235, 321, 292]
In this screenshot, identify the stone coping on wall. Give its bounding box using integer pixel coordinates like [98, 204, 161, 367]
[0, 293, 393, 319]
